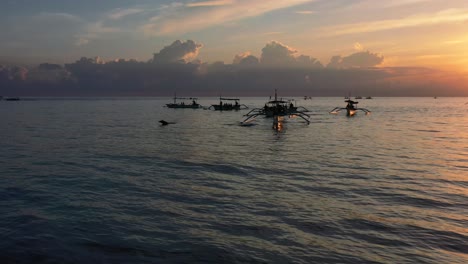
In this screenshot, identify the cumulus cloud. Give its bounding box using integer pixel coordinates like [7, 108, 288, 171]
[342, 51, 384, 67]
[4, 39, 465, 97]
[152, 40, 203, 63]
[261, 41, 297, 65]
[233, 52, 260, 66]
[296, 55, 323, 68]
[259, 41, 323, 68]
[4, 66, 29, 81]
[233, 52, 249, 64]
[327, 51, 384, 68]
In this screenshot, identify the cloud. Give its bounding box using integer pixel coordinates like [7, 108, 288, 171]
[354, 42, 363, 51]
[152, 40, 203, 63]
[296, 55, 323, 68]
[107, 8, 145, 20]
[262, 31, 283, 36]
[75, 38, 89, 46]
[295, 10, 315, 15]
[186, 0, 235, 7]
[261, 41, 297, 65]
[3, 39, 466, 97]
[257, 41, 323, 68]
[383, 0, 433, 8]
[327, 51, 384, 68]
[1, 66, 29, 81]
[233, 52, 251, 64]
[321, 8, 468, 37]
[233, 52, 259, 66]
[142, 0, 316, 36]
[327, 56, 343, 69]
[35, 12, 82, 23]
[74, 21, 122, 46]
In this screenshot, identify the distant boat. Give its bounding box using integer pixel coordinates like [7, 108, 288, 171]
[210, 97, 248, 111]
[365, 96, 372, 99]
[166, 94, 201, 109]
[434, 96, 437, 99]
[330, 99, 371, 116]
[5, 97, 20, 101]
[355, 96, 362, 99]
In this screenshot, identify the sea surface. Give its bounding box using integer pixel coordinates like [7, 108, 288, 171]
[0, 97, 467, 263]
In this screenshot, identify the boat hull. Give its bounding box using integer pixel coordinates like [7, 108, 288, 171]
[166, 103, 200, 109]
[347, 109, 356, 116]
[211, 104, 241, 111]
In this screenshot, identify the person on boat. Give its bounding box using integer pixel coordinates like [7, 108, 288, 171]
[346, 100, 356, 110]
[289, 102, 294, 109]
[192, 100, 197, 105]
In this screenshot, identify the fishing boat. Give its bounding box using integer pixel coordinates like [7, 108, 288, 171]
[166, 94, 201, 109]
[330, 99, 371, 116]
[4, 97, 20, 101]
[365, 96, 372, 99]
[209, 97, 248, 111]
[242, 90, 311, 125]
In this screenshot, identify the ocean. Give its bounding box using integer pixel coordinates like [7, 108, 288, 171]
[0, 97, 467, 263]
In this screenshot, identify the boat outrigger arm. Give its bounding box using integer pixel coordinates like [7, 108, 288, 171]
[329, 100, 371, 115]
[242, 90, 311, 124]
[243, 108, 311, 124]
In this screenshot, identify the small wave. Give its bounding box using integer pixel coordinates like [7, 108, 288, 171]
[414, 129, 441, 133]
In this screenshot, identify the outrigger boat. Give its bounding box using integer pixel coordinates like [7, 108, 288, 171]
[242, 90, 311, 126]
[166, 94, 201, 109]
[4, 97, 20, 101]
[209, 97, 248, 111]
[330, 99, 371, 116]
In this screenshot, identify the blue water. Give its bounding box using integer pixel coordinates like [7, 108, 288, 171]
[0, 97, 467, 263]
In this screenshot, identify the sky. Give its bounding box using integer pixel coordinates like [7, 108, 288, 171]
[2, 0, 468, 71]
[1, 0, 468, 96]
